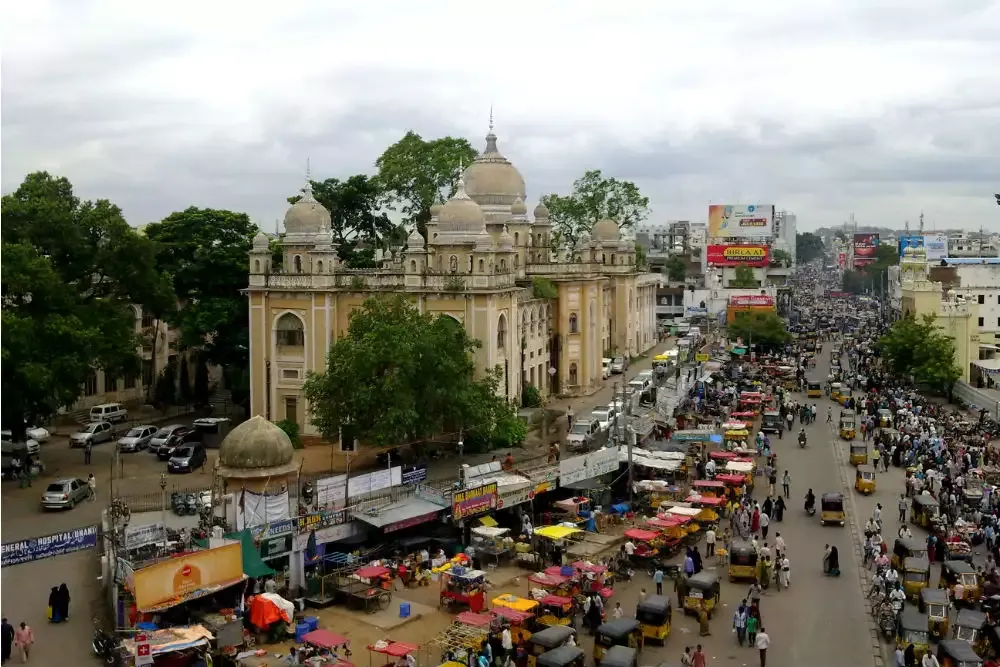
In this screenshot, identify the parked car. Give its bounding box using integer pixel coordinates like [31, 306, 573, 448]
[157, 429, 201, 460]
[566, 418, 600, 451]
[149, 424, 189, 453]
[117, 425, 157, 452]
[601, 358, 612, 380]
[41, 478, 92, 510]
[69, 422, 114, 447]
[628, 378, 652, 398]
[610, 356, 628, 374]
[89, 403, 128, 424]
[167, 444, 207, 473]
[590, 405, 617, 432]
[0, 432, 39, 456]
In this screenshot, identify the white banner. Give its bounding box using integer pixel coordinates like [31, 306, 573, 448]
[316, 474, 347, 509]
[347, 466, 403, 497]
[924, 234, 947, 260]
[498, 483, 533, 510]
[559, 448, 620, 485]
[236, 489, 290, 530]
[124, 523, 166, 549]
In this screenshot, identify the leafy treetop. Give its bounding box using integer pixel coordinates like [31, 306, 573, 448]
[728, 311, 791, 347]
[729, 265, 758, 288]
[542, 169, 650, 249]
[664, 255, 687, 283]
[878, 312, 961, 395]
[795, 232, 824, 265]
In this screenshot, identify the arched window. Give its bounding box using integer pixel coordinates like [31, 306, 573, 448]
[530, 310, 536, 335]
[514, 232, 519, 245]
[276, 313, 305, 347]
[254, 259, 261, 273]
[500, 259, 507, 272]
[468, 255, 474, 273]
[569, 312, 579, 333]
[611, 254, 616, 265]
[479, 259, 485, 273]
[602, 254, 607, 264]
[497, 314, 507, 350]
[569, 363, 578, 386]
[316, 260, 323, 273]
[294, 255, 303, 273]
[141, 311, 155, 328]
[513, 254, 519, 269]
[410, 260, 417, 272]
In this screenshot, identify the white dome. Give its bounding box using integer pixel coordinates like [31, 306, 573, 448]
[499, 225, 514, 250]
[592, 219, 621, 242]
[511, 197, 527, 216]
[463, 130, 526, 207]
[253, 231, 270, 249]
[533, 200, 550, 220]
[438, 176, 486, 234]
[284, 182, 331, 234]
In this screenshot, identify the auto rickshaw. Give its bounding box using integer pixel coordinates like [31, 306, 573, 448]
[593, 618, 643, 663]
[677, 571, 721, 618]
[837, 410, 855, 440]
[903, 556, 931, 601]
[830, 382, 842, 401]
[536, 595, 574, 628]
[727, 540, 760, 582]
[820, 492, 846, 526]
[838, 386, 854, 407]
[855, 465, 876, 494]
[635, 595, 672, 643]
[953, 609, 987, 649]
[941, 560, 981, 604]
[537, 645, 586, 667]
[849, 442, 867, 465]
[691, 480, 725, 499]
[807, 382, 822, 398]
[911, 495, 941, 528]
[597, 645, 637, 667]
[878, 409, 892, 428]
[920, 587, 951, 641]
[527, 626, 577, 667]
[490, 604, 536, 643]
[897, 608, 930, 661]
[892, 537, 929, 570]
[936, 639, 984, 666]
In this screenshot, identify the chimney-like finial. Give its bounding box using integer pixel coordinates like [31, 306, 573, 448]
[489, 105, 494, 133]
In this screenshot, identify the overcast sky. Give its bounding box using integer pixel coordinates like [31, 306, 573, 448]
[3, 0, 999, 233]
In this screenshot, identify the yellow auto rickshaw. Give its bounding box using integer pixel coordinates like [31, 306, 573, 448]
[855, 465, 876, 494]
[807, 382, 822, 398]
[953, 609, 987, 649]
[593, 618, 643, 663]
[897, 609, 930, 662]
[849, 442, 867, 465]
[820, 492, 845, 526]
[727, 540, 760, 582]
[830, 382, 842, 401]
[911, 495, 941, 528]
[891, 537, 928, 570]
[940, 560, 981, 604]
[839, 411, 856, 440]
[597, 646, 637, 667]
[936, 640, 983, 667]
[838, 386, 854, 406]
[902, 556, 931, 601]
[526, 626, 577, 667]
[677, 571, 721, 617]
[635, 595, 672, 643]
[920, 587, 951, 641]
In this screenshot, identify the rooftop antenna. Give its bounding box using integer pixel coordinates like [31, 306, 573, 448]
[919, 211, 924, 234]
[905, 220, 910, 233]
[489, 105, 494, 133]
[305, 157, 312, 183]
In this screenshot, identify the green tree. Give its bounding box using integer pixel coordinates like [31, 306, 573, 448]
[542, 170, 650, 248]
[879, 313, 961, 395]
[287, 174, 393, 268]
[842, 269, 868, 294]
[665, 255, 687, 282]
[728, 311, 791, 346]
[193, 356, 211, 405]
[178, 358, 193, 403]
[771, 249, 792, 266]
[375, 131, 477, 236]
[144, 208, 257, 380]
[729, 266, 758, 288]
[303, 295, 519, 447]
[795, 232, 825, 264]
[1, 172, 173, 439]
[634, 243, 648, 270]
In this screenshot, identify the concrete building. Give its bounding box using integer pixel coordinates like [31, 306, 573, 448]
[773, 211, 797, 264]
[948, 234, 999, 258]
[927, 258, 1000, 350]
[246, 126, 660, 437]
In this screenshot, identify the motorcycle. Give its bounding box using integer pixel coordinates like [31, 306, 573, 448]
[182, 492, 199, 516]
[805, 501, 816, 517]
[93, 626, 120, 665]
[798, 434, 807, 449]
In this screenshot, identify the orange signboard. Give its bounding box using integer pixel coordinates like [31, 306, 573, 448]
[133, 542, 244, 611]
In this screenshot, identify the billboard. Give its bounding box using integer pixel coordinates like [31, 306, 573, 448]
[853, 233, 879, 268]
[708, 205, 774, 239]
[133, 542, 244, 611]
[2, 526, 99, 567]
[924, 234, 947, 260]
[838, 252, 847, 268]
[706, 244, 770, 267]
[729, 295, 775, 307]
[452, 482, 498, 521]
[898, 234, 924, 258]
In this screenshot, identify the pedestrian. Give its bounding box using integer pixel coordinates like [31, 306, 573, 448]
[898, 494, 907, 523]
[733, 603, 748, 646]
[705, 527, 716, 559]
[654, 567, 664, 596]
[692, 644, 707, 667]
[87, 474, 96, 502]
[760, 511, 770, 540]
[755, 627, 770, 667]
[13, 623, 33, 663]
[47, 587, 59, 623]
[57, 584, 70, 622]
[698, 602, 711, 636]
[613, 602, 623, 619]
[83, 441, 92, 465]
[746, 612, 758, 647]
[782, 471, 790, 499]
[567, 408, 574, 428]
[501, 625, 512, 665]
[680, 647, 693, 666]
[1, 618, 13, 665]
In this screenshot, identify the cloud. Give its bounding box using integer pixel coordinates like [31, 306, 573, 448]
[2, 0, 999, 232]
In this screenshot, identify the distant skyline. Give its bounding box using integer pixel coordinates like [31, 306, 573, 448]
[3, 1, 999, 233]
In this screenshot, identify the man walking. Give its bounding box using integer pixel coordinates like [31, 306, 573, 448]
[705, 527, 716, 560]
[653, 567, 664, 596]
[1, 617, 14, 665]
[782, 471, 790, 499]
[87, 473, 96, 502]
[755, 627, 770, 667]
[83, 441, 92, 465]
[733, 603, 748, 646]
[898, 495, 907, 523]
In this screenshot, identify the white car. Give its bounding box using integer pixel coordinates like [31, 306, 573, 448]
[0, 430, 41, 455]
[590, 406, 617, 432]
[601, 358, 612, 380]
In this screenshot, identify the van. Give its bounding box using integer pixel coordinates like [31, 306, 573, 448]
[566, 418, 600, 451]
[90, 403, 128, 424]
[602, 358, 612, 380]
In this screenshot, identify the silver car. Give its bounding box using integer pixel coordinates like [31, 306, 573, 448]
[69, 421, 114, 447]
[41, 478, 92, 510]
[566, 418, 599, 451]
[149, 424, 188, 452]
[117, 425, 157, 452]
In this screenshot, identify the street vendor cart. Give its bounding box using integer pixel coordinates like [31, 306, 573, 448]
[723, 460, 755, 492]
[492, 594, 539, 642]
[471, 526, 513, 568]
[368, 641, 419, 667]
[536, 594, 575, 628]
[440, 567, 487, 612]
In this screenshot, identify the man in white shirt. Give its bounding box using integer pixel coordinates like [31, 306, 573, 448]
[755, 628, 770, 666]
[921, 651, 940, 667]
[759, 511, 770, 539]
[705, 528, 716, 559]
[779, 556, 790, 588]
[501, 626, 513, 663]
[624, 540, 635, 557]
[774, 533, 786, 559]
[894, 646, 905, 667]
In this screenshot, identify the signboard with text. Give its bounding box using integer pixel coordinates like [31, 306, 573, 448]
[706, 244, 770, 267]
[559, 448, 619, 486]
[853, 233, 879, 268]
[453, 482, 498, 521]
[729, 295, 774, 307]
[2, 526, 99, 567]
[924, 234, 947, 260]
[708, 204, 775, 239]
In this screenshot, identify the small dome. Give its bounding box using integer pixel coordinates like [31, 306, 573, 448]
[511, 197, 527, 216]
[592, 219, 621, 242]
[407, 227, 425, 250]
[438, 176, 486, 234]
[475, 231, 495, 252]
[464, 130, 526, 206]
[253, 231, 270, 249]
[430, 202, 444, 219]
[575, 232, 592, 250]
[499, 225, 514, 250]
[285, 182, 332, 235]
[533, 200, 549, 220]
[218, 415, 298, 478]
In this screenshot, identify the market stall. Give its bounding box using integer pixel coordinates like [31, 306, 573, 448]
[471, 526, 514, 568]
[367, 641, 420, 667]
[440, 567, 487, 612]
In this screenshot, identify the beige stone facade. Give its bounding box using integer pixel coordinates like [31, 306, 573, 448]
[247, 127, 660, 436]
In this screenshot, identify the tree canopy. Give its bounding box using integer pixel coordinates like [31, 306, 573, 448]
[542, 170, 650, 249]
[303, 295, 522, 448]
[1, 172, 173, 438]
[664, 255, 687, 282]
[728, 311, 791, 347]
[375, 131, 477, 236]
[729, 266, 758, 288]
[771, 249, 792, 266]
[879, 313, 961, 394]
[795, 232, 825, 264]
[287, 175, 395, 268]
[842, 244, 899, 294]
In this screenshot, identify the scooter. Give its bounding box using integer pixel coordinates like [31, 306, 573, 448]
[798, 434, 807, 449]
[805, 502, 816, 517]
[93, 626, 120, 665]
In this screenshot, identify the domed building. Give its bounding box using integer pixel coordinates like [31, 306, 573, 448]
[247, 124, 660, 440]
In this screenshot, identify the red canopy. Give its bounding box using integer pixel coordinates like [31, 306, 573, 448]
[733, 457, 755, 463]
[544, 565, 571, 577]
[624, 528, 660, 542]
[731, 411, 756, 418]
[693, 480, 725, 488]
[529, 573, 570, 586]
[303, 629, 350, 649]
[572, 561, 607, 574]
[368, 642, 419, 657]
[687, 495, 726, 506]
[355, 565, 390, 579]
[540, 594, 573, 607]
[654, 514, 692, 525]
[455, 611, 492, 627]
[491, 607, 535, 623]
[715, 474, 745, 484]
[709, 451, 737, 461]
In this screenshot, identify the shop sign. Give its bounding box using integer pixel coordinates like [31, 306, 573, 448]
[133, 542, 243, 611]
[295, 509, 348, 535]
[729, 295, 774, 307]
[315, 474, 347, 509]
[559, 448, 619, 486]
[295, 521, 361, 552]
[402, 465, 428, 485]
[706, 244, 769, 267]
[384, 511, 438, 533]
[124, 523, 166, 550]
[259, 534, 294, 559]
[2, 525, 99, 567]
[497, 484, 534, 509]
[135, 634, 153, 667]
[453, 482, 499, 521]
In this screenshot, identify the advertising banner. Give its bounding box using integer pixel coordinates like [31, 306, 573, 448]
[2, 526, 99, 567]
[729, 295, 775, 307]
[924, 234, 947, 260]
[898, 235, 924, 258]
[708, 205, 774, 239]
[706, 244, 770, 267]
[498, 484, 534, 510]
[133, 542, 244, 611]
[124, 523, 166, 550]
[559, 448, 619, 485]
[853, 233, 879, 268]
[452, 482, 498, 521]
[315, 474, 347, 508]
[838, 252, 846, 268]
